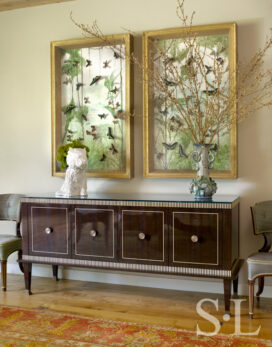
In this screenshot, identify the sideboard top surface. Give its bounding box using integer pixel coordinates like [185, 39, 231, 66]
[21, 193, 239, 209]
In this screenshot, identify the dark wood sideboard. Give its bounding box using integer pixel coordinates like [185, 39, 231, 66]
[20, 193, 243, 312]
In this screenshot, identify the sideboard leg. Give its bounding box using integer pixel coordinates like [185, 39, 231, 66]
[52, 265, 59, 281]
[223, 279, 231, 313]
[1, 261, 7, 292]
[233, 276, 238, 297]
[24, 262, 32, 295]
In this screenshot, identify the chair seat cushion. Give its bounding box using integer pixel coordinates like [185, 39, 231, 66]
[247, 252, 272, 280]
[0, 235, 22, 260]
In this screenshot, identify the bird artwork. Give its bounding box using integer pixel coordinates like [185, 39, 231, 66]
[162, 142, 178, 150]
[76, 82, 84, 91]
[90, 76, 102, 86]
[86, 59, 92, 67]
[109, 143, 118, 154]
[107, 127, 114, 140]
[103, 60, 111, 68]
[67, 129, 75, 134]
[179, 144, 188, 158]
[77, 137, 84, 141]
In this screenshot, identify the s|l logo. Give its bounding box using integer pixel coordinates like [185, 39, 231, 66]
[196, 298, 261, 336]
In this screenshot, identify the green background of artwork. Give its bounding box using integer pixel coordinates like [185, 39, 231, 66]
[152, 34, 230, 172]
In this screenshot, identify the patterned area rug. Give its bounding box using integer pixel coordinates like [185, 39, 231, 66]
[0, 306, 271, 346]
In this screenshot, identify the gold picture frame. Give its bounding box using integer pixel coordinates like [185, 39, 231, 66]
[51, 35, 134, 178]
[143, 23, 237, 179]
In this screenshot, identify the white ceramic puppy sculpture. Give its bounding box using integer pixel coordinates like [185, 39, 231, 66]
[56, 148, 88, 197]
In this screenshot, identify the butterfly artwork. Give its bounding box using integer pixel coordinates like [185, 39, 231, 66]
[216, 57, 224, 65]
[76, 82, 84, 91]
[66, 135, 72, 142]
[112, 120, 119, 125]
[160, 107, 168, 116]
[179, 144, 188, 158]
[98, 113, 107, 119]
[113, 51, 121, 59]
[90, 76, 102, 86]
[103, 60, 111, 68]
[67, 129, 75, 134]
[63, 104, 76, 114]
[86, 130, 92, 135]
[100, 154, 106, 161]
[164, 79, 178, 87]
[114, 110, 125, 120]
[77, 137, 84, 141]
[107, 127, 114, 140]
[205, 65, 212, 75]
[86, 59, 92, 67]
[109, 143, 118, 154]
[163, 57, 175, 66]
[82, 114, 88, 121]
[202, 88, 218, 96]
[156, 152, 164, 160]
[162, 142, 178, 150]
[110, 87, 119, 94]
[63, 78, 72, 85]
[91, 125, 96, 132]
[84, 97, 90, 104]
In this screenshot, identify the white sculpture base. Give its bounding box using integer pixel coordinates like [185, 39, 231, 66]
[56, 148, 88, 198]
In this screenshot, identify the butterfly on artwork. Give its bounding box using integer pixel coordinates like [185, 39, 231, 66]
[162, 142, 178, 150]
[107, 127, 114, 140]
[90, 76, 102, 86]
[109, 143, 118, 154]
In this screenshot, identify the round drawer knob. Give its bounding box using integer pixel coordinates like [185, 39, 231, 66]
[138, 232, 146, 240]
[90, 230, 97, 238]
[45, 227, 52, 235]
[191, 235, 199, 243]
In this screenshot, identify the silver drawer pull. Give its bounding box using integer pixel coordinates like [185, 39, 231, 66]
[191, 235, 199, 243]
[45, 227, 52, 235]
[90, 230, 97, 238]
[138, 232, 146, 240]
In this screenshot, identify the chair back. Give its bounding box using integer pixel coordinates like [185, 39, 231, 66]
[251, 200, 272, 235]
[0, 194, 23, 222]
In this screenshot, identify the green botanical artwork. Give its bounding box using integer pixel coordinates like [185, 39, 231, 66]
[151, 34, 230, 172]
[60, 45, 126, 171]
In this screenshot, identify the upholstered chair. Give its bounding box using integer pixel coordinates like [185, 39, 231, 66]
[247, 200, 272, 318]
[0, 194, 24, 291]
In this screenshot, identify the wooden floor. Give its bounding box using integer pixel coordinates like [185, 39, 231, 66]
[1, 274, 272, 339]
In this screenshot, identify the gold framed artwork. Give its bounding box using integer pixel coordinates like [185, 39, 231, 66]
[143, 23, 237, 179]
[51, 35, 134, 178]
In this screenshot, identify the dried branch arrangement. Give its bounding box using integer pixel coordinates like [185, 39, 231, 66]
[72, 0, 272, 146]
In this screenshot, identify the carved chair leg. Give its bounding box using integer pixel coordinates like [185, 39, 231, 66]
[18, 250, 24, 273]
[52, 265, 59, 281]
[1, 261, 7, 292]
[248, 280, 255, 319]
[256, 276, 264, 301]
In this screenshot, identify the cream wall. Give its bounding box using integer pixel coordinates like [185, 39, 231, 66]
[0, 0, 272, 297]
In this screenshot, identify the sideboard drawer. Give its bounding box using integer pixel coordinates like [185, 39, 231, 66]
[121, 209, 167, 265]
[30, 206, 69, 256]
[170, 211, 219, 266]
[73, 207, 116, 260]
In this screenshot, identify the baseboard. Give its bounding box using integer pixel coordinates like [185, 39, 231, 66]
[6, 263, 272, 298]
